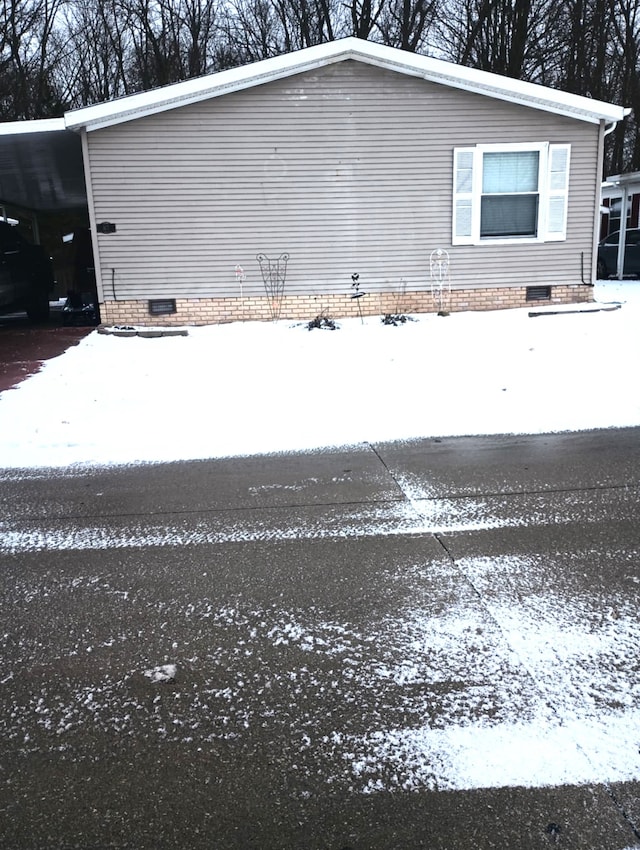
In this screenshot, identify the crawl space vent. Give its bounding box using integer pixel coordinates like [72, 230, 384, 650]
[148, 298, 177, 316]
[526, 286, 551, 302]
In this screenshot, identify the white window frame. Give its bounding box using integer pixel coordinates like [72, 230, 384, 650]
[453, 141, 571, 246]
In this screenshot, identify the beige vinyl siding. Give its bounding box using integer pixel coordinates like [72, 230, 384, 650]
[85, 60, 600, 303]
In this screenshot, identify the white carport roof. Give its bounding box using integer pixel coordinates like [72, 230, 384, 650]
[0, 37, 630, 214]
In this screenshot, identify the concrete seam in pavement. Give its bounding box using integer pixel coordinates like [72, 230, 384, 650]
[432, 527, 639, 838]
[366, 441, 408, 500]
[605, 784, 640, 842]
[433, 532, 455, 561]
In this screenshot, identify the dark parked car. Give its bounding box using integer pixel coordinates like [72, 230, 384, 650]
[597, 228, 640, 279]
[0, 221, 54, 321]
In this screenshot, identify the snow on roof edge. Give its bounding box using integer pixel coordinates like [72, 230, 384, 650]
[63, 37, 627, 132]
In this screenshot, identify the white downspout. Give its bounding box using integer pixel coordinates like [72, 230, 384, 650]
[601, 120, 628, 280]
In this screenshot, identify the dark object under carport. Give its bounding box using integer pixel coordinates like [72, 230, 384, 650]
[62, 291, 100, 326]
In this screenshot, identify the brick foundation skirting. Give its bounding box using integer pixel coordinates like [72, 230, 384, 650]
[99, 285, 594, 327]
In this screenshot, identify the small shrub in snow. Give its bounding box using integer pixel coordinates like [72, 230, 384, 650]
[307, 315, 339, 331]
[381, 313, 414, 326]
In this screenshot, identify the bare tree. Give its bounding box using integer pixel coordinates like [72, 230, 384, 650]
[606, 0, 640, 173]
[176, 0, 222, 76]
[0, 0, 66, 118]
[219, 0, 283, 61]
[271, 0, 336, 50]
[376, 0, 440, 51]
[58, 0, 132, 106]
[345, 0, 385, 38]
[441, 0, 561, 82]
[548, 0, 614, 99]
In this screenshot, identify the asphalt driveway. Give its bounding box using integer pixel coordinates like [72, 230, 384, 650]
[1, 430, 639, 849]
[0, 308, 92, 392]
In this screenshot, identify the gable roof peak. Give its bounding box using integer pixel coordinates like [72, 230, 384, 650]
[65, 36, 627, 132]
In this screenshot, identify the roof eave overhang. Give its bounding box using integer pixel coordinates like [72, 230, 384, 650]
[605, 170, 640, 185]
[64, 38, 629, 133]
[0, 117, 67, 135]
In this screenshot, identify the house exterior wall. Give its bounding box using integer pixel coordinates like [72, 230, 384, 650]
[84, 60, 601, 325]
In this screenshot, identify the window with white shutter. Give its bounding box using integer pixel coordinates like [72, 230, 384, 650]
[452, 142, 571, 246]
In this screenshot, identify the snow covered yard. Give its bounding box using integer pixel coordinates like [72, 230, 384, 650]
[0, 279, 638, 468]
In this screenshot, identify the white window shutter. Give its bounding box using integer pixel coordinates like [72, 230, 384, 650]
[452, 147, 475, 245]
[545, 144, 571, 241]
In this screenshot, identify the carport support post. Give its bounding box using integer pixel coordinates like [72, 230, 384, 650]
[80, 128, 105, 309]
[616, 182, 629, 279]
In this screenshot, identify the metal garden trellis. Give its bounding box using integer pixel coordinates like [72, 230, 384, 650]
[430, 248, 451, 316]
[257, 253, 289, 321]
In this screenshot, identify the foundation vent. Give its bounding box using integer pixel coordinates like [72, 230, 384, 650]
[526, 286, 551, 302]
[148, 298, 177, 316]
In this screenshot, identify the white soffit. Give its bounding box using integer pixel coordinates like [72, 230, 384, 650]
[65, 37, 629, 133]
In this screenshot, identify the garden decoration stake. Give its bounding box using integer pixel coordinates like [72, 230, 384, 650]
[350, 272, 367, 324]
[235, 264, 246, 320]
[257, 253, 289, 321]
[430, 248, 451, 316]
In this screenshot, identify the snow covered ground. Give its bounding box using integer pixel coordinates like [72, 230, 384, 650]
[0, 280, 638, 468]
[2, 281, 640, 808]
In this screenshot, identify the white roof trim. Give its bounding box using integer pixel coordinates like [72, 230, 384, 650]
[605, 171, 640, 185]
[64, 37, 628, 132]
[0, 117, 66, 136]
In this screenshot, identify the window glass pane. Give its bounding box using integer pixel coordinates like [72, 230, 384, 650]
[482, 151, 539, 194]
[480, 195, 539, 237]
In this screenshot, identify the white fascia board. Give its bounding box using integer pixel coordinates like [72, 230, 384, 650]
[64, 42, 358, 132]
[606, 170, 640, 185]
[0, 117, 66, 135]
[345, 40, 628, 124]
[64, 37, 628, 132]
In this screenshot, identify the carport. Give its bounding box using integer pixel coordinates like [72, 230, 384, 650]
[0, 118, 89, 294]
[0, 119, 93, 391]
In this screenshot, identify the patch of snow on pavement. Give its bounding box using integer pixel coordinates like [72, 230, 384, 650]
[1, 484, 633, 553]
[334, 553, 640, 792]
[4, 553, 640, 792]
[346, 713, 640, 792]
[144, 664, 177, 683]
